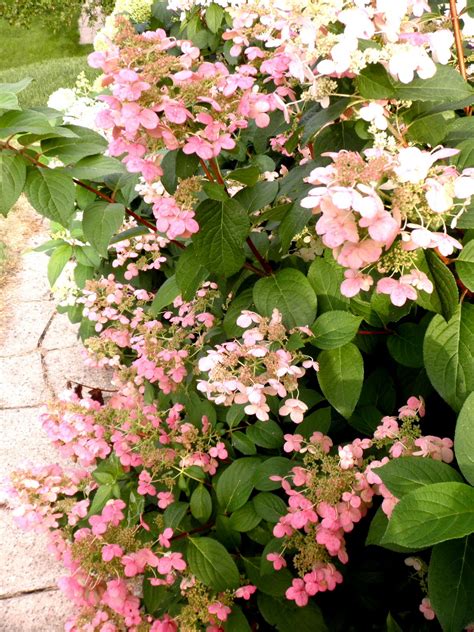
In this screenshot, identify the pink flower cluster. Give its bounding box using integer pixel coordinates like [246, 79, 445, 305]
[79, 274, 153, 333]
[110, 217, 169, 280]
[301, 147, 474, 305]
[88, 20, 287, 240]
[7, 464, 91, 532]
[129, 284, 218, 394]
[267, 396, 454, 605]
[40, 389, 111, 467]
[198, 309, 317, 421]
[285, 564, 343, 607]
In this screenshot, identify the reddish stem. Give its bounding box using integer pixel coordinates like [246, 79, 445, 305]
[71, 177, 158, 233]
[244, 261, 266, 276]
[449, 0, 472, 115]
[199, 158, 214, 182]
[170, 521, 214, 542]
[357, 330, 392, 335]
[208, 158, 225, 185]
[0, 141, 188, 248]
[246, 236, 272, 275]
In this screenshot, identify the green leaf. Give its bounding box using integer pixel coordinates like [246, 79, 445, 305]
[424, 250, 458, 320]
[0, 92, 19, 110]
[301, 98, 350, 144]
[86, 484, 114, 518]
[374, 457, 462, 498]
[423, 304, 474, 412]
[26, 168, 75, 226]
[187, 537, 240, 591]
[205, 3, 224, 32]
[311, 311, 361, 349]
[229, 166, 260, 186]
[190, 484, 213, 523]
[278, 201, 312, 252]
[224, 607, 252, 632]
[0, 78, 32, 94]
[386, 614, 403, 632]
[317, 343, 364, 419]
[456, 240, 474, 292]
[193, 199, 250, 277]
[234, 180, 279, 213]
[253, 492, 287, 523]
[356, 64, 395, 99]
[297, 407, 331, 438]
[446, 116, 474, 144]
[0, 152, 26, 216]
[143, 578, 178, 616]
[150, 276, 180, 316]
[246, 420, 283, 449]
[216, 458, 260, 513]
[453, 140, 474, 171]
[175, 244, 209, 301]
[386, 322, 426, 368]
[383, 482, 474, 549]
[0, 109, 54, 136]
[393, 65, 474, 103]
[253, 269, 317, 328]
[458, 203, 474, 229]
[82, 202, 125, 258]
[229, 500, 261, 532]
[223, 289, 254, 338]
[203, 182, 228, 201]
[370, 292, 412, 327]
[258, 594, 327, 631]
[68, 155, 126, 181]
[307, 258, 349, 313]
[47, 244, 73, 286]
[408, 112, 448, 146]
[232, 431, 257, 455]
[428, 535, 474, 632]
[454, 392, 474, 486]
[41, 126, 108, 165]
[163, 501, 189, 529]
[253, 457, 292, 491]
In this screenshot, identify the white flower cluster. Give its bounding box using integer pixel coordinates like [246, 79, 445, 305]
[94, 0, 153, 50]
[47, 74, 107, 134]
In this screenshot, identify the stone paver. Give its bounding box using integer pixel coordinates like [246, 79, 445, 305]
[0, 590, 70, 631]
[0, 301, 54, 356]
[0, 509, 66, 597]
[0, 215, 107, 629]
[45, 347, 113, 397]
[0, 408, 66, 482]
[42, 312, 79, 351]
[0, 353, 49, 408]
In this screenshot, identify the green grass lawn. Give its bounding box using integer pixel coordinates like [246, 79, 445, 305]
[0, 17, 91, 70]
[0, 17, 96, 107]
[0, 58, 98, 107]
[0, 15, 97, 274]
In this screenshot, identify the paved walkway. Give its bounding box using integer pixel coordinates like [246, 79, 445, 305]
[0, 216, 109, 630]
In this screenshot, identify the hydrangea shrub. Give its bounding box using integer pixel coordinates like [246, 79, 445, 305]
[1, 0, 474, 630]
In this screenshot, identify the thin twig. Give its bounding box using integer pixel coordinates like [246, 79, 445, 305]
[0, 141, 188, 247]
[449, 0, 472, 115]
[246, 236, 272, 275]
[170, 521, 214, 542]
[209, 157, 225, 185]
[357, 330, 393, 335]
[199, 159, 214, 182]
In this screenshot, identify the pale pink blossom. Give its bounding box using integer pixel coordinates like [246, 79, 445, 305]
[279, 399, 308, 424]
